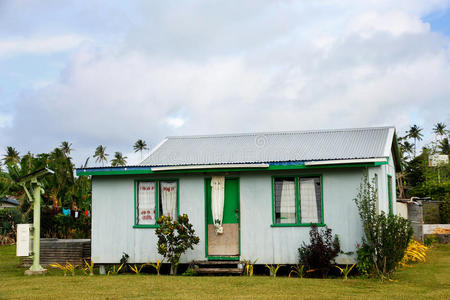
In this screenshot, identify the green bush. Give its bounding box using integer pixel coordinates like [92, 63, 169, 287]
[41, 214, 91, 239]
[298, 225, 340, 278]
[354, 174, 413, 279]
[0, 207, 22, 244]
[155, 214, 199, 275]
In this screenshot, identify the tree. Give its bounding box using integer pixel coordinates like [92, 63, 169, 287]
[407, 125, 423, 157]
[438, 138, 450, 155]
[2, 147, 20, 165]
[433, 122, 447, 139]
[93, 145, 109, 167]
[111, 152, 127, 167]
[155, 214, 199, 275]
[59, 141, 73, 157]
[133, 139, 148, 160]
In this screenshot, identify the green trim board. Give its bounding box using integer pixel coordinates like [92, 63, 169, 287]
[133, 178, 180, 228]
[204, 177, 241, 260]
[76, 161, 388, 176]
[271, 174, 325, 227]
[387, 175, 393, 215]
[207, 256, 240, 261]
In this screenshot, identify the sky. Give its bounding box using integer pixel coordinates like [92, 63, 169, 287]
[0, 0, 449, 167]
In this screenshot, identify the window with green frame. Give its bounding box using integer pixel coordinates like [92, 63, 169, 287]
[272, 176, 324, 226]
[387, 175, 393, 215]
[134, 179, 179, 228]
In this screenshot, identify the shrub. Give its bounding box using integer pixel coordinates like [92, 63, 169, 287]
[0, 207, 22, 245]
[354, 174, 413, 279]
[155, 214, 199, 275]
[298, 225, 340, 278]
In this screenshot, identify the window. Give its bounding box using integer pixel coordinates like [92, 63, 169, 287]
[135, 179, 179, 227]
[272, 176, 323, 226]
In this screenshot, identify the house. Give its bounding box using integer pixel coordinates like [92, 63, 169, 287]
[0, 196, 20, 210]
[76, 126, 401, 265]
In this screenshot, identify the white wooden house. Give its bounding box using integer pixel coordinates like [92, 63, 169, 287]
[76, 126, 401, 264]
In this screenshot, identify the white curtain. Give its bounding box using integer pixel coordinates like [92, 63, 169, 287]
[300, 179, 319, 223]
[279, 180, 296, 223]
[138, 181, 156, 225]
[211, 176, 225, 234]
[160, 181, 177, 219]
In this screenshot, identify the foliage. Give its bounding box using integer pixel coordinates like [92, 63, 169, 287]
[83, 259, 95, 276]
[133, 139, 149, 160]
[107, 264, 124, 276]
[111, 152, 127, 167]
[335, 264, 355, 280]
[49, 262, 76, 276]
[298, 225, 340, 278]
[288, 264, 305, 278]
[399, 240, 428, 267]
[182, 268, 197, 276]
[93, 145, 108, 166]
[424, 235, 439, 247]
[0, 208, 22, 245]
[155, 214, 200, 275]
[356, 243, 373, 276]
[148, 260, 162, 275]
[41, 214, 91, 239]
[354, 174, 413, 279]
[129, 264, 146, 275]
[120, 252, 129, 273]
[243, 258, 258, 276]
[265, 264, 282, 277]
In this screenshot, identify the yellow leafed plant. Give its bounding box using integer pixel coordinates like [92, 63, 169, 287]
[149, 260, 162, 276]
[399, 240, 428, 267]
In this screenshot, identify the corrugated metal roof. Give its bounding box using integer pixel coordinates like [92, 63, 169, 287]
[140, 126, 395, 166]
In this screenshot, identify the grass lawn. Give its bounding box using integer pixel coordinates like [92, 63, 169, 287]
[0, 245, 449, 299]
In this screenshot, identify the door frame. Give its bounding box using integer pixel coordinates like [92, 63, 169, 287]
[204, 176, 241, 260]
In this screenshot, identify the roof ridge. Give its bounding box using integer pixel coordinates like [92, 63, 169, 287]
[166, 126, 394, 139]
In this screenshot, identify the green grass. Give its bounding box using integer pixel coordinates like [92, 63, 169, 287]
[0, 245, 449, 299]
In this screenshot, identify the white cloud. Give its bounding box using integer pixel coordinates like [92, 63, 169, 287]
[2, 1, 450, 166]
[0, 34, 89, 57]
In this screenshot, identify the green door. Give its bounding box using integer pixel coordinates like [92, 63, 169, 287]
[205, 177, 240, 259]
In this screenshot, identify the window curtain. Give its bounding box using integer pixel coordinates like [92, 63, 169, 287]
[160, 181, 177, 219]
[138, 182, 156, 225]
[278, 180, 296, 223]
[299, 178, 321, 223]
[211, 176, 225, 234]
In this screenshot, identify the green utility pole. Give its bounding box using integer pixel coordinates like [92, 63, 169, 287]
[19, 168, 53, 276]
[30, 178, 44, 272]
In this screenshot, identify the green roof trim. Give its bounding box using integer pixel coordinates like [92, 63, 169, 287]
[76, 160, 388, 176]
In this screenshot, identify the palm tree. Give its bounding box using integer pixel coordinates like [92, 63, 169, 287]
[2, 146, 20, 165]
[59, 141, 73, 157]
[111, 152, 128, 167]
[433, 123, 447, 140]
[438, 138, 450, 155]
[400, 140, 414, 159]
[93, 145, 109, 167]
[133, 139, 149, 160]
[407, 125, 424, 157]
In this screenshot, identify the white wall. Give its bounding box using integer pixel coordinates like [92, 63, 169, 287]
[91, 167, 377, 264]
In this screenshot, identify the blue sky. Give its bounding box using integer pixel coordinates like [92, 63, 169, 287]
[0, 0, 449, 166]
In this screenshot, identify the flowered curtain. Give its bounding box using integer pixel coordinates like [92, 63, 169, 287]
[276, 179, 296, 223]
[299, 178, 321, 223]
[137, 181, 156, 225]
[211, 176, 225, 234]
[160, 181, 177, 219]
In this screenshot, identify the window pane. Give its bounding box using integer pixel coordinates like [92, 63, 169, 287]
[137, 181, 156, 225]
[299, 177, 322, 223]
[274, 178, 296, 224]
[159, 181, 178, 219]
